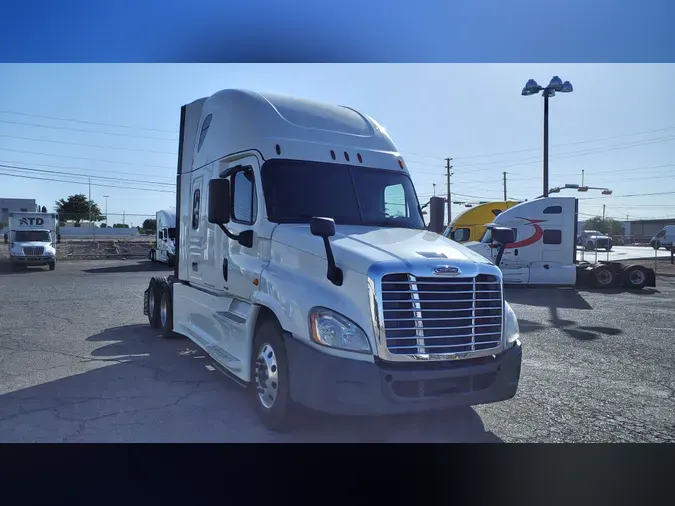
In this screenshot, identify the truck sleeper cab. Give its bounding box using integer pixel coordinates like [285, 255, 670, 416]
[143, 89, 522, 431]
[149, 209, 176, 266]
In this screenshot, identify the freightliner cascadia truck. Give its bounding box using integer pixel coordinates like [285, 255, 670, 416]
[143, 89, 522, 431]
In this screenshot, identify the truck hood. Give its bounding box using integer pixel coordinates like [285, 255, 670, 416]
[14, 241, 52, 247]
[271, 225, 493, 274]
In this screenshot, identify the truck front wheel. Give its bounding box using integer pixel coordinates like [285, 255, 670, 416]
[250, 320, 295, 432]
[48, 262, 55, 271]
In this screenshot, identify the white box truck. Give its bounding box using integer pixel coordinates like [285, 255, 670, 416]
[4, 212, 59, 271]
[142, 89, 523, 431]
[148, 209, 176, 266]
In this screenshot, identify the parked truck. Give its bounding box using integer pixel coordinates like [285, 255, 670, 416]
[3, 211, 59, 271]
[148, 209, 176, 266]
[467, 196, 655, 290]
[142, 89, 523, 431]
[443, 200, 521, 243]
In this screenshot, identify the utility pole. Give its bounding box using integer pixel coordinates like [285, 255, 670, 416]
[88, 177, 95, 240]
[433, 183, 436, 196]
[445, 157, 453, 226]
[103, 195, 109, 226]
[602, 204, 606, 221]
[503, 172, 507, 201]
[581, 169, 585, 187]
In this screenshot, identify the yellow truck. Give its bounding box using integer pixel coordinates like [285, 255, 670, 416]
[443, 201, 521, 243]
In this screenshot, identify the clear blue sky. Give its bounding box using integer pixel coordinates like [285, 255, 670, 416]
[1, 64, 674, 226]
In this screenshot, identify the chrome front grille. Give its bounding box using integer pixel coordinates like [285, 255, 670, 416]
[380, 273, 503, 355]
[23, 246, 45, 256]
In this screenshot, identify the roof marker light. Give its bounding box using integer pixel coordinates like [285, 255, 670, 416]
[344, 151, 350, 162]
[275, 144, 281, 155]
[398, 159, 405, 169]
[330, 150, 336, 160]
[357, 153, 363, 163]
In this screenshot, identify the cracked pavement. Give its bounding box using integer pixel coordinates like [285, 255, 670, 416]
[1, 260, 674, 442]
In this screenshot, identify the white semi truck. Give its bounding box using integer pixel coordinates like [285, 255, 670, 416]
[3, 211, 59, 271]
[148, 209, 176, 266]
[143, 89, 522, 431]
[467, 196, 656, 289]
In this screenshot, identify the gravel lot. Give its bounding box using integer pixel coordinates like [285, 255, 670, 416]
[0, 259, 673, 442]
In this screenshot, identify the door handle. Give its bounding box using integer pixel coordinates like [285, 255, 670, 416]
[514, 249, 519, 256]
[222, 258, 229, 282]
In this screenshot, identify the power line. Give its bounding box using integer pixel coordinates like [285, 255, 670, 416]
[400, 125, 675, 162]
[0, 163, 174, 187]
[0, 119, 177, 142]
[0, 170, 175, 194]
[0, 158, 174, 181]
[0, 147, 174, 170]
[0, 134, 177, 156]
[0, 109, 178, 134]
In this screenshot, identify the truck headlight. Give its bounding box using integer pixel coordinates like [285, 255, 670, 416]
[504, 301, 520, 349]
[309, 307, 371, 353]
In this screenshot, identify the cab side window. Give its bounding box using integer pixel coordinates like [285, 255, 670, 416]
[384, 184, 408, 218]
[232, 167, 258, 225]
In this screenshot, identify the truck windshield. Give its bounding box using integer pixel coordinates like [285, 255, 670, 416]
[15, 230, 50, 242]
[167, 228, 176, 239]
[261, 160, 425, 229]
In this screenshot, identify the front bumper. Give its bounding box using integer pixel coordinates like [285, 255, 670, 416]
[11, 256, 55, 266]
[285, 336, 522, 416]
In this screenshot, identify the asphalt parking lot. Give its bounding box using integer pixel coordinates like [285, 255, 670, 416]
[1, 259, 674, 442]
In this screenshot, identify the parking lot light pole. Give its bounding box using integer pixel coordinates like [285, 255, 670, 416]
[522, 76, 574, 198]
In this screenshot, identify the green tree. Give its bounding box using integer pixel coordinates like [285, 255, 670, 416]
[112, 223, 129, 228]
[584, 216, 624, 237]
[142, 218, 157, 231]
[55, 194, 104, 223]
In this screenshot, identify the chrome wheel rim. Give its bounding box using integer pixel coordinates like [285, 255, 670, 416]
[160, 291, 168, 328]
[254, 343, 279, 409]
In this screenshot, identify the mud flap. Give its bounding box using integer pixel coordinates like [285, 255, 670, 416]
[143, 287, 150, 315]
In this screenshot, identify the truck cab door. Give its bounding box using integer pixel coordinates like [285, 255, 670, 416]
[217, 156, 263, 301]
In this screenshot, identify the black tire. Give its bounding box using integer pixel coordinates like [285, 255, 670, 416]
[167, 254, 175, 268]
[157, 281, 176, 338]
[586, 241, 595, 251]
[147, 276, 166, 329]
[605, 246, 612, 252]
[250, 320, 296, 432]
[653, 241, 661, 250]
[621, 265, 648, 290]
[48, 262, 55, 271]
[592, 265, 615, 288]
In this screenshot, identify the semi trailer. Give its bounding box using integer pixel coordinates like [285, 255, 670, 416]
[143, 89, 522, 431]
[3, 211, 59, 271]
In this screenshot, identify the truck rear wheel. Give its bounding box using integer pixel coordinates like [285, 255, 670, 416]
[147, 276, 166, 328]
[592, 265, 615, 288]
[158, 281, 176, 338]
[250, 320, 295, 432]
[621, 265, 648, 290]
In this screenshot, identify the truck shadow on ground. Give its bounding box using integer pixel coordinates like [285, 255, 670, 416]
[0, 324, 502, 443]
[81, 261, 172, 274]
[0, 263, 51, 276]
[505, 288, 623, 341]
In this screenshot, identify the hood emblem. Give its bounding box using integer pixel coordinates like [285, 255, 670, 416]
[433, 265, 461, 276]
